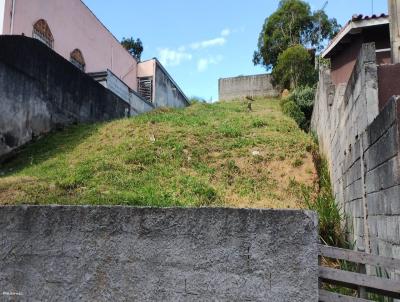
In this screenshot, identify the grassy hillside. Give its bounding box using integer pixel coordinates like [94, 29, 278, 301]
[0, 99, 317, 208]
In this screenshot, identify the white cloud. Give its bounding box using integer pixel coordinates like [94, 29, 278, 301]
[190, 37, 226, 50]
[197, 55, 223, 72]
[158, 48, 192, 67]
[221, 28, 231, 37]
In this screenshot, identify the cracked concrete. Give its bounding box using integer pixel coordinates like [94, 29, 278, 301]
[0, 206, 318, 301]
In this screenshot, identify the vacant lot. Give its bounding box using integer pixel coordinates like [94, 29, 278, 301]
[0, 99, 317, 208]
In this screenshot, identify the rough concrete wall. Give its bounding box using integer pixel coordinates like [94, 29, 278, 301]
[218, 74, 280, 101]
[312, 43, 400, 271]
[0, 36, 129, 158]
[0, 206, 318, 302]
[154, 62, 189, 108]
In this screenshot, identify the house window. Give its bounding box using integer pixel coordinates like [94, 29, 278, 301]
[138, 77, 153, 102]
[70, 49, 86, 72]
[32, 19, 54, 49]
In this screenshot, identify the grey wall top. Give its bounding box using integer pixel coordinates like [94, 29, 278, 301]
[0, 206, 318, 302]
[219, 74, 280, 101]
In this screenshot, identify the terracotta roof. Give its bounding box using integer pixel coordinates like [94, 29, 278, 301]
[322, 13, 389, 58]
[351, 13, 388, 21]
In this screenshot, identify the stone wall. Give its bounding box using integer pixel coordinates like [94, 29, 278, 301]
[218, 74, 280, 101]
[0, 206, 318, 302]
[311, 43, 400, 271]
[0, 36, 130, 158]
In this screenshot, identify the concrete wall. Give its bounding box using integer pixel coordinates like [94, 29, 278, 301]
[218, 74, 279, 101]
[1, 0, 138, 90]
[312, 43, 400, 274]
[0, 35, 129, 158]
[103, 70, 155, 115]
[0, 206, 318, 302]
[154, 60, 189, 108]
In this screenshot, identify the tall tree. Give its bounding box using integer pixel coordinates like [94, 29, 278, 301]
[253, 0, 340, 69]
[121, 37, 144, 62]
[272, 44, 317, 89]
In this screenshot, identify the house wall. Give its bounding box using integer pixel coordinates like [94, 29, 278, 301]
[1, 0, 138, 90]
[377, 63, 400, 110]
[218, 74, 280, 101]
[0, 206, 318, 301]
[0, 36, 129, 158]
[330, 25, 391, 85]
[137, 59, 156, 101]
[0, 0, 4, 33]
[312, 43, 400, 279]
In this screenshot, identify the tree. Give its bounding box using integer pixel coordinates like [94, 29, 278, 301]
[121, 37, 144, 62]
[253, 0, 340, 69]
[272, 45, 317, 89]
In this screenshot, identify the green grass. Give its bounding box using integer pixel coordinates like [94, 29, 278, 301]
[0, 98, 316, 207]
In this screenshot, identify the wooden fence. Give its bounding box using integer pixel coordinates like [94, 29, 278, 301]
[318, 244, 400, 301]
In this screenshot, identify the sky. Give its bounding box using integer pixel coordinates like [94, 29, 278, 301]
[83, 0, 388, 101]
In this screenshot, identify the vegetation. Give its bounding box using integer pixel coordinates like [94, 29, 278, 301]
[121, 37, 144, 61]
[272, 45, 317, 89]
[253, 0, 340, 69]
[0, 98, 317, 208]
[280, 85, 316, 131]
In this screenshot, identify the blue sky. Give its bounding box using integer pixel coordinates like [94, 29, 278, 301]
[83, 0, 387, 101]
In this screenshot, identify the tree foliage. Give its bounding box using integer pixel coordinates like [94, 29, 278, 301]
[272, 45, 317, 89]
[253, 0, 340, 69]
[121, 37, 144, 62]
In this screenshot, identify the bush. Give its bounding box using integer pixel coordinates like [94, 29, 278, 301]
[281, 99, 306, 129]
[288, 86, 315, 121]
[281, 85, 316, 131]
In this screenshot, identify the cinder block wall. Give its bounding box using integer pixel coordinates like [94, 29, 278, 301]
[0, 206, 318, 302]
[312, 43, 400, 271]
[218, 74, 280, 101]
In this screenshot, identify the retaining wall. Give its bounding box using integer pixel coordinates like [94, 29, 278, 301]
[0, 36, 130, 158]
[0, 206, 318, 302]
[311, 43, 400, 273]
[218, 74, 280, 101]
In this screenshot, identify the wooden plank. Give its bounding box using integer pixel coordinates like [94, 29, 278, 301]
[319, 289, 372, 302]
[318, 244, 400, 270]
[319, 267, 400, 299]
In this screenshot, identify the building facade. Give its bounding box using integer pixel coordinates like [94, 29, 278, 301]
[0, 0, 189, 108]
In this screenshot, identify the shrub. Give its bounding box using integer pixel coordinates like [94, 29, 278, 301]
[281, 100, 306, 129]
[288, 86, 316, 122]
[281, 85, 316, 131]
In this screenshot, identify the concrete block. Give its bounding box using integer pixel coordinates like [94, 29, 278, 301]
[0, 206, 318, 302]
[367, 96, 397, 145]
[344, 179, 363, 202]
[365, 124, 399, 172]
[367, 185, 400, 215]
[365, 156, 400, 193]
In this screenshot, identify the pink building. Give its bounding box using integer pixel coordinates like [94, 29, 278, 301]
[0, 0, 189, 107]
